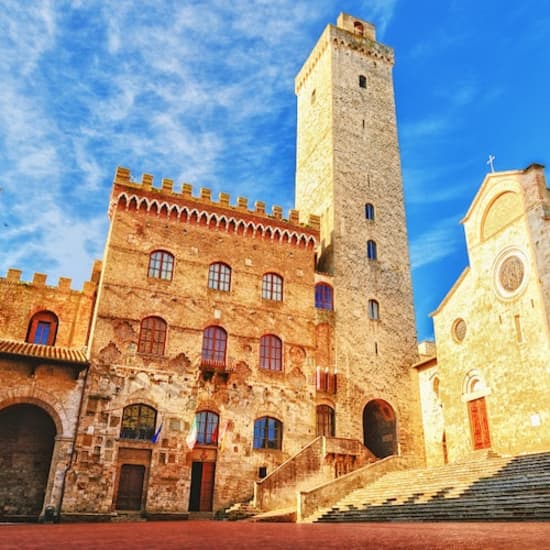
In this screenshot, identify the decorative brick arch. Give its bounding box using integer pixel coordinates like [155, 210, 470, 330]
[0, 394, 64, 436]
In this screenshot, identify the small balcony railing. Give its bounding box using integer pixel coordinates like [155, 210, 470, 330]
[200, 357, 227, 374]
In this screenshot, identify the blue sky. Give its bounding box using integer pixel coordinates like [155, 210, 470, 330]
[1, 1, 549, 341]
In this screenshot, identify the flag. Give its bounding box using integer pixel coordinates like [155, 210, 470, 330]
[186, 415, 198, 449]
[151, 421, 163, 443]
[218, 420, 231, 451]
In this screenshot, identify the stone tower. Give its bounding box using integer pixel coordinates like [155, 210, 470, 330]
[295, 14, 422, 459]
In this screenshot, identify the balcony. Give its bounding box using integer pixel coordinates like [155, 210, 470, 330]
[199, 357, 228, 382]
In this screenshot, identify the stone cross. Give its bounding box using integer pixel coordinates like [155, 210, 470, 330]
[487, 154, 496, 173]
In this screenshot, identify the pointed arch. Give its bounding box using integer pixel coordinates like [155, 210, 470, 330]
[128, 196, 138, 211]
[159, 203, 169, 219]
[117, 194, 128, 211]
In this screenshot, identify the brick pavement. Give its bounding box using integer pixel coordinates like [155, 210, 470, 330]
[1, 521, 549, 550]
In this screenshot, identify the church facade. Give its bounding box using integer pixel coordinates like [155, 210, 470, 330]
[416, 164, 550, 466]
[0, 13, 548, 521]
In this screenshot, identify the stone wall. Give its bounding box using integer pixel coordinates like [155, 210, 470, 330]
[63, 172, 329, 514]
[295, 14, 424, 462]
[0, 266, 98, 518]
[432, 166, 550, 461]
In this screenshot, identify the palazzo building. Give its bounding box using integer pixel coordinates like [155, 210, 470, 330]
[0, 13, 548, 522]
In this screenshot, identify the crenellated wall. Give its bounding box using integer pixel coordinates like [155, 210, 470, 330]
[0, 262, 100, 520]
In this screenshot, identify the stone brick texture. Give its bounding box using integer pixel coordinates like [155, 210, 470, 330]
[295, 14, 424, 462]
[430, 165, 550, 462]
[0, 267, 98, 517]
[62, 173, 325, 514]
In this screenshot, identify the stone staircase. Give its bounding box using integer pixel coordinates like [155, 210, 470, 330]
[314, 451, 550, 522]
[220, 500, 260, 521]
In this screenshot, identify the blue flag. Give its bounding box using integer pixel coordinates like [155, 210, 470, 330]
[151, 421, 163, 443]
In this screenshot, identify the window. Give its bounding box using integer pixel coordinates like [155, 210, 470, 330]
[138, 316, 167, 355]
[365, 203, 375, 220]
[354, 21, 364, 35]
[208, 262, 231, 292]
[26, 311, 58, 346]
[201, 326, 227, 367]
[148, 250, 174, 280]
[253, 417, 282, 450]
[195, 411, 219, 445]
[120, 404, 157, 440]
[367, 240, 377, 260]
[368, 299, 380, 320]
[311, 89, 316, 104]
[316, 405, 335, 437]
[260, 335, 283, 371]
[315, 283, 334, 310]
[262, 273, 283, 301]
[359, 74, 367, 88]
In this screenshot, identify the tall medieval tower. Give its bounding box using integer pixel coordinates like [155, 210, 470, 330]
[295, 14, 423, 459]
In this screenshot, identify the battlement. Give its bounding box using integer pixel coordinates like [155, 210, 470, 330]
[295, 13, 393, 93]
[1, 260, 102, 296]
[111, 167, 320, 239]
[336, 13, 376, 40]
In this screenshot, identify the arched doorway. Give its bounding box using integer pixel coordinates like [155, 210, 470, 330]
[363, 399, 397, 458]
[0, 404, 57, 518]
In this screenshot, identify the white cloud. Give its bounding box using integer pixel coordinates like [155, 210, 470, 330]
[360, 0, 398, 35]
[410, 216, 463, 270]
[401, 116, 449, 141]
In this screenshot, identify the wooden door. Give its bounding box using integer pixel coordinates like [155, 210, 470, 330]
[199, 462, 215, 511]
[468, 397, 491, 450]
[189, 461, 216, 512]
[116, 464, 145, 510]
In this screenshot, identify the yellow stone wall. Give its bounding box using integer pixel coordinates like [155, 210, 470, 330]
[62, 173, 329, 514]
[295, 14, 424, 462]
[431, 165, 550, 461]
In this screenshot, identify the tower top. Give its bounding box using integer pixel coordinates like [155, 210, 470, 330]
[336, 13, 376, 41]
[295, 13, 393, 93]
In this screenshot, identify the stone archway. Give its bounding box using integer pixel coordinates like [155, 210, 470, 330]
[363, 399, 397, 458]
[0, 404, 57, 519]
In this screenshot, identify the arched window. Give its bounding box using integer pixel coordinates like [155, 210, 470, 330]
[195, 411, 219, 445]
[359, 74, 367, 89]
[354, 21, 364, 35]
[262, 273, 283, 301]
[368, 299, 380, 320]
[367, 240, 377, 260]
[253, 416, 282, 450]
[201, 326, 227, 367]
[120, 404, 157, 441]
[315, 283, 334, 310]
[26, 310, 58, 346]
[138, 316, 167, 355]
[260, 335, 283, 371]
[316, 405, 335, 437]
[365, 203, 375, 220]
[208, 262, 231, 292]
[148, 250, 174, 280]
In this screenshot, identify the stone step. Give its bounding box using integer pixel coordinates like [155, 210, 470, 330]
[312, 451, 550, 523]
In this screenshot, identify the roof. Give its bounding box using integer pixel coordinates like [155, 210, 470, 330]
[411, 355, 437, 369]
[0, 339, 89, 365]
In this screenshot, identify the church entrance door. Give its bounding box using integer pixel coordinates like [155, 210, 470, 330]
[468, 397, 491, 450]
[189, 461, 216, 511]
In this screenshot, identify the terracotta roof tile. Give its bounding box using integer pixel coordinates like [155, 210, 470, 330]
[0, 339, 88, 365]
